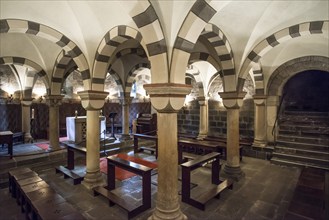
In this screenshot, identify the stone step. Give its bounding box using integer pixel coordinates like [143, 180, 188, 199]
[276, 140, 329, 152]
[272, 152, 329, 167]
[277, 134, 329, 145]
[278, 128, 329, 139]
[270, 157, 329, 172]
[283, 111, 329, 117]
[274, 146, 329, 160]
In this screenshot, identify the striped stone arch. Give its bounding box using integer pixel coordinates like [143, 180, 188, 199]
[201, 23, 236, 92]
[170, 0, 217, 83]
[267, 56, 329, 96]
[251, 63, 264, 95]
[51, 50, 76, 95]
[0, 56, 50, 98]
[0, 19, 91, 90]
[189, 52, 221, 71]
[127, 1, 169, 83]
[108, 69, 124, 97]
[92, 25, 143, 91]
[125, 63, 151, 95]
[185, 71, 205, 98]
[207, 72, 222, 94]
[238, 20, 329, 92]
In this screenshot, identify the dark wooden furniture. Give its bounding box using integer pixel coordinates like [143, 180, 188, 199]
[178, 137, 227, 164]
[0, 131, 13, 158]
[8, 167, 85, 220]
[136, 113, 157, 134]
[94, 155, 153, 219]
[180, 152, 233, 210]
[133, 133, 158, 158]
[13, 131, 25, 144]
[55, 143, 86, 185]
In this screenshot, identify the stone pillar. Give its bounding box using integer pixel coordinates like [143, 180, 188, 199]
[197, 97, 208, 140]
[220, 92, 246, 181]
[266, 96, 280, 144]
[120, 94, 132, 141]
[21, 99, 33, 143]
[78, 90, 108, 189]
[46, 95, 64, 151]
[144, 83, 191, 220]
[253, 95, 267, 148]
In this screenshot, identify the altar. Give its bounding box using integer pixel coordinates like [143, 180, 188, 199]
[66, 116, 106, 143]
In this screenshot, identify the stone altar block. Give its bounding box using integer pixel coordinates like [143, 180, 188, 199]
[66, 116, 106, 143]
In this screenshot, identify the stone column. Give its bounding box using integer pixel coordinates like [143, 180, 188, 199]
[144, 83, 191, 220]
[46, 95, 64, 151]
[120, 94, 132, 141]
[78, 90, 108, 189]
[220, 92, 246, 180]
[266, 95, 280, 144]
[197, 97, 208, 140]
[253, 95, 267, 148]
[21, 99, 33, 143]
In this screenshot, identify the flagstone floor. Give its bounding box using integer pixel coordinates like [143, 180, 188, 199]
[0, 141, 304, 220]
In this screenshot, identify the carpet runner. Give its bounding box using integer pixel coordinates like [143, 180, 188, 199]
[100, 153, 157, 181]
[34, 137, 68, 150]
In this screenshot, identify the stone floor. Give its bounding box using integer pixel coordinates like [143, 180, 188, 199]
[0, 142, 302, 220]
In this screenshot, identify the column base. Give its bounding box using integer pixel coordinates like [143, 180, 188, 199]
[48, 144, 61, 151]
[223, 165, 245, 181]
[82, 170, 106, 190]
[148, 206, 187, 220]
[24, 133, 33, 143]
[252, 139, 267, 148]
[120, 134, 131, 141]
[196, 134, 207, 140]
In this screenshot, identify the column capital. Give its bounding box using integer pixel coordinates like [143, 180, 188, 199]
[78, 90, 108, 110]
[21, 98, 33, 106]
[144, 83, 192, 113]
[253, 95, 267, 105]
[219, 91, 246, 109]
[119, 96, 133, 105]
[197, 96, 208, 106]
[46, 95, 64, 107]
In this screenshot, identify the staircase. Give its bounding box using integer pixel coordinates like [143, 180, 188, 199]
[271, 111, 329, 171]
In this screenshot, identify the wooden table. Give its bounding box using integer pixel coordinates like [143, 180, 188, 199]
[94, 155, 153, 219]
[0, 131, 13, 158]
[180, 152, 233, 210]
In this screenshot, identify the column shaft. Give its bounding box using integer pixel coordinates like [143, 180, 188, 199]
[21, 105, 33, 143]
[197, 100, 208, 140]
[82, 110, 105, 189]
[149, 112, 186, 220]
[48, 105, 60, 150]
[253, 103, 267, 147]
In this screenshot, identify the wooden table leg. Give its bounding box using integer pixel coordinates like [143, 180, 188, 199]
[142, 170, 151, 209]
[211, 154, 220, 185]
[67, 148, 74, 170]
[181, 166, 191, 203]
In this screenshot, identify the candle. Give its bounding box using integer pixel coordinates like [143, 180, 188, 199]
[100, 110, 102, 116]
[31, 109, 34, 119]
[75, 110, 78, 118]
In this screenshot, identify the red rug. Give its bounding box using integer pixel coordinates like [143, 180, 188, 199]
[100, 154, 157, 181]
[35, 143, 49, 150]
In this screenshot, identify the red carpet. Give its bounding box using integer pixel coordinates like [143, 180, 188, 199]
[35, 143, 49, 150]
[100, 154, 157, 181]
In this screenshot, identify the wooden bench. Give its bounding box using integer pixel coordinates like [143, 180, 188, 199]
[133, 133, 158, 158]
[94, 155, 153, 219]
[8, 167, 33, 197]
[8, 168, 85, 220]
[55, 143, 87, 185]
[180, 152, 233, 210]
[139, 146, 156, 154]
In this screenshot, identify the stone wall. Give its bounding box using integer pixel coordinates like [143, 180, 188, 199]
[178, 99, 255, 139]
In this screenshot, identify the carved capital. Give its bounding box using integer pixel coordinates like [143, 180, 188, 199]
[253, 95, 267, 106]
[144, 83, 192, 113]
[46, 95, 64, 107]
[78, 90, 108, 110]
[21, 98, 33, 107]
[219, 92, 246, 109]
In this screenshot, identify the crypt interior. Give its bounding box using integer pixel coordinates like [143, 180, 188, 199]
[0, 0, 328, 220]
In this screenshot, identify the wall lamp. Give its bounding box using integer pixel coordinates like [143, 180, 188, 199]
[7, 94, 13, 103]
